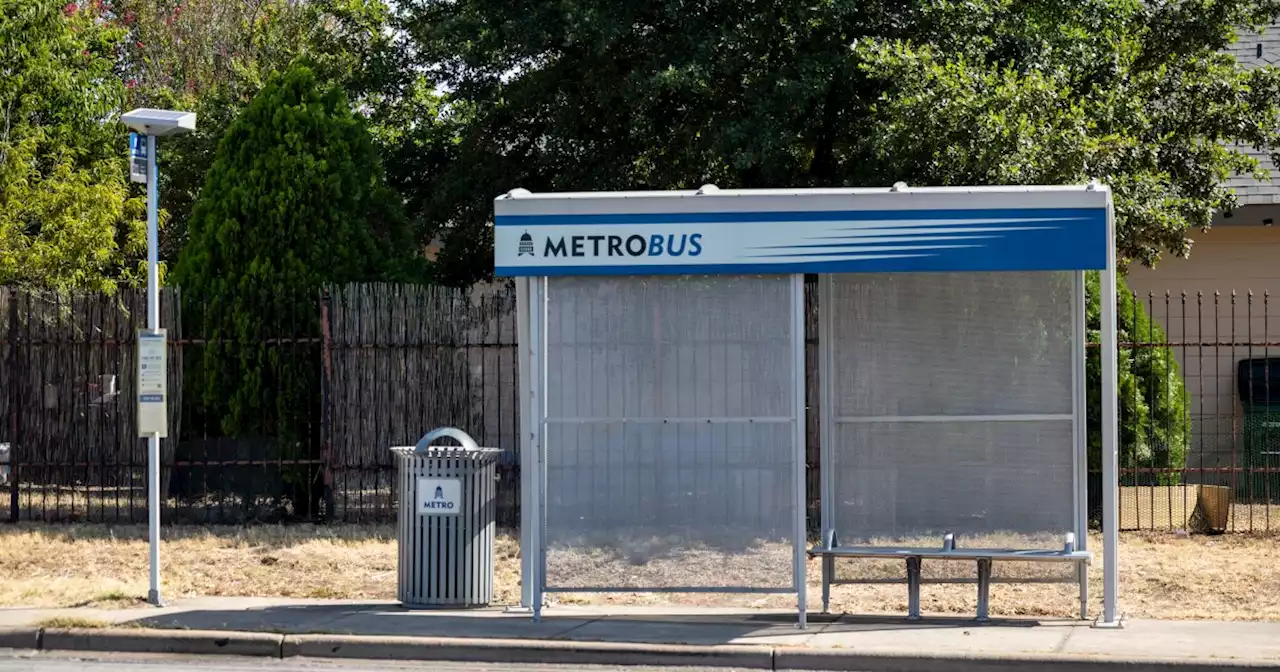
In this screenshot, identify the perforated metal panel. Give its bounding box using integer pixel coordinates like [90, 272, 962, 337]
[539, 275, 800, 590]
[825, 272, 1078, 547]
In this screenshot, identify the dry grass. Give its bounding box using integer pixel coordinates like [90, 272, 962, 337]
[545, 532, 794, 590]
[554, 531, 1280, 621]
[32, 616, 114, 630]
[1227, 504, 1280, 532]
[809, 530, 1280, 620]
[2, 524, 1279, 620]
[0, 524, 430, 609]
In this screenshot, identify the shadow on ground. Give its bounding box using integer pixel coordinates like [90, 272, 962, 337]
[118, 602, 1062, 646]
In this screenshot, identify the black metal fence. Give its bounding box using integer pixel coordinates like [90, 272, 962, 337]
[1, 289, 182, 524]
[1110, 290, 1280, 532]
[2, 282, 1277, 532]
[0, 283, 519, 526]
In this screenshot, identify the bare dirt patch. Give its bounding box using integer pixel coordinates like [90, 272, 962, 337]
[2, 524, 1278, 620]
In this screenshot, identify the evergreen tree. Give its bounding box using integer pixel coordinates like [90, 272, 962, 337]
[1088, 274, 1190, 481]
[173, 63, 419, 515]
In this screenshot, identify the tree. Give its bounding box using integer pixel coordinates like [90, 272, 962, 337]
[172, 64, 419, 514]
[0, 0, 145, 291]
[107, 0, 405, 260]
[400, 0, 1280, 285]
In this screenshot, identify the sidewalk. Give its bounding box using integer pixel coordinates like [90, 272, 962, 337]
[3, 597, 1280, 670]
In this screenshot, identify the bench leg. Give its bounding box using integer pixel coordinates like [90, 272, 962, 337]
[1077, 562, 1088, 620]
[906, 556, 922, 621]
[975, 558, 992, 623]
[822, 554, 834, 614]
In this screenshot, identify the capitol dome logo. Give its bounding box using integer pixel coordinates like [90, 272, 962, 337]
[518, 231, 535, 256]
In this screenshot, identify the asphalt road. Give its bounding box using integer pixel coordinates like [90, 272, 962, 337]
[0, 651, 750, 672]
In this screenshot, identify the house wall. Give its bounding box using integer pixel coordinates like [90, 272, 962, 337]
[1124, 224, 1280, 472]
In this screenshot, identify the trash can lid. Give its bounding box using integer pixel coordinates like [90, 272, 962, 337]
[389, 427, 502, 458]
[390, 444, 503, 457]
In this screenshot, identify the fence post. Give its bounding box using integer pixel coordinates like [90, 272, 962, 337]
[7, 293, 18, 523]
[319, 287, 335, 521]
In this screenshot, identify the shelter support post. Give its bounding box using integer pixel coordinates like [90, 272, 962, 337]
[514, 277, 534, 612]
[530, 277, 545, 622]
[1072, 270, 1090, 621]
[791, 273, 808, 630]
[1098, 202, 1122, 628]
[817, 274, 835, 617]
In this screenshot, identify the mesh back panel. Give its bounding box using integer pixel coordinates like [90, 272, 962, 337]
[829, 272, 1075, 546]
[542, 276, 796, 589]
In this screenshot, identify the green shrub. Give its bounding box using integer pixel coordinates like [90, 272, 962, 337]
[172, 64, 421, 515]
[1086, 272, 1190, 484]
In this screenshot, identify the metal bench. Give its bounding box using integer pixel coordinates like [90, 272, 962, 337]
[809, 530, 1091, 622]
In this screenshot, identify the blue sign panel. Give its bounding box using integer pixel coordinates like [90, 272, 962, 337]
[128, 132, 148, 184]
[494, 187, 1111, 276]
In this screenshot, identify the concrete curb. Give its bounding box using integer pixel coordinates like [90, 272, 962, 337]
[284, 634, 773, 668]
[0, 628, 39, 651]
[774, 649, 1280, 671]
[40, 628, 283, 658]
[3, 627, 1279, 670]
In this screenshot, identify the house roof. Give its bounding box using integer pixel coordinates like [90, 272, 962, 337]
[1224, 26, 1280, 206]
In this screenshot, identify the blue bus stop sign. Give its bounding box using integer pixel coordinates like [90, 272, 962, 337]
[128, 132, 148, 184]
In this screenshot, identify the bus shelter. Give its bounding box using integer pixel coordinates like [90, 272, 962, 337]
[494, 185, 1121, 628]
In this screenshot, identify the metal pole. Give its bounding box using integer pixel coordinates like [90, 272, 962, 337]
[146, 134, 163, 607]
[514, 277, 534, 610]
[791, 273, 807, 629]
[7, 297, 18, 523]
[976, 558, 992, 623]
[818, 273, 835, 614]
[1072, 271, 1088, 546]
[1099, 199, 1120, 627]
[906, 557, 922, 620]
[1072, 271, 1090, 620]
[530, 278, 545, 622]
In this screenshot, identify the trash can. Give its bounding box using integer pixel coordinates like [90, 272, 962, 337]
[393, 427, 501, 607]
[1238, 358, 1280, 501]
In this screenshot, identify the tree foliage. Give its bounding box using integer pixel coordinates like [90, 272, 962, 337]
[0, 0, 145, 291]
[401, 0, 1280, 285]
[108, 0, 403, 260]
[172, 65, 417, 512]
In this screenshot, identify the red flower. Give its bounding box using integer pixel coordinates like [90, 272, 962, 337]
[63, 2, 77, 15]
[126, 79, 137, 89]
